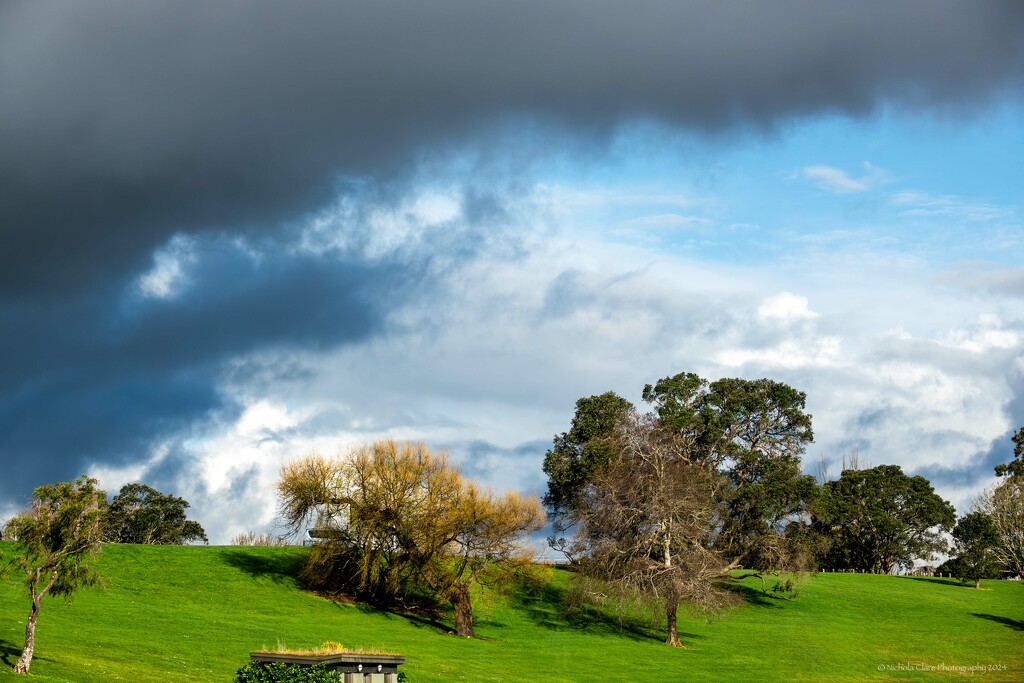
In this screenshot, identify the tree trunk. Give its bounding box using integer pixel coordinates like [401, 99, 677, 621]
[14, 598, 41, 674]
[451, 587, 475, 638]
[975, 578, 981, 590]
[665, 599, 682, 648]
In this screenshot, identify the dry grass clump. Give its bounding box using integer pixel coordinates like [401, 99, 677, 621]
[254, 640, 399, 656]
[231, 531, 291, 546]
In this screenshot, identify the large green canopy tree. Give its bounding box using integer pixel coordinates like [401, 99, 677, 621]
[103, 483, 207, 545]
[545, 374, 817, 568]
[3, 476, 106, 674]
[813, 464, 955, 574]
[644, 374, 817, 572]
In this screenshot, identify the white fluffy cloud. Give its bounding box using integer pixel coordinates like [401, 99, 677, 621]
[803, 162, 887, 194]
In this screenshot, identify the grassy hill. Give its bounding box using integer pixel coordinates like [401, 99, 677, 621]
[0, 543, 1021, 682]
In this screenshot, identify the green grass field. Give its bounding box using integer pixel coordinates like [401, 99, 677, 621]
[0, 543, 1021, 682]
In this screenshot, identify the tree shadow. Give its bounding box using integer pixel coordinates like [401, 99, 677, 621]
[720, 580, 786, 609]
[969, 613, 1024, 632]
[224, 548, 460, 637]
[219, 548, 306, 585]
[0, 638, 51, 668]
[0, 638, 21, 668]
[896, 576, 970, 588]
[387, 610, 452, 633]
[506, 569, 700, 645]
[309, 587, 456, 636]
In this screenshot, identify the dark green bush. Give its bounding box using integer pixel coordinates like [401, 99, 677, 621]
[235, 661, 341, 683]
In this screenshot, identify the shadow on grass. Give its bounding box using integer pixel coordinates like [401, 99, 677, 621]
[219, 548, 306, 585]
[720, 580, 786, 609]
[896, 576, 970, 588]
[383, 609, 458, 635]
[506, 568, 699, 645]
[0, 638, 21, 668]
[307, 588, 456, 636]
[969, 613, 1024, 632]
[0, 638, 49, 668]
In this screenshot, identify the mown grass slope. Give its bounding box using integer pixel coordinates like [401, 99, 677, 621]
[0, 543, 1021, 682]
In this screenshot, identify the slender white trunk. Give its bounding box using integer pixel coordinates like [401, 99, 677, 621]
[13, 598, 40, 674]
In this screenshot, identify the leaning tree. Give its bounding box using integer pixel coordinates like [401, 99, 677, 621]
[3, 476, 106, 674]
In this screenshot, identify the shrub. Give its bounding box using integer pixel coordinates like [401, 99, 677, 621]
[235, 662, 341, 683]
[235, 662, 408, 682]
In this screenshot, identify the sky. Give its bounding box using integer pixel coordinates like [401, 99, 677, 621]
[2, 1, 1023, 543]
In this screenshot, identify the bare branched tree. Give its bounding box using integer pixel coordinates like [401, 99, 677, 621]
[975, 478, 1024, 577]
[569, 410, 733, 647]
[841, 447, 867, 473]
[816, 456, 832, 485]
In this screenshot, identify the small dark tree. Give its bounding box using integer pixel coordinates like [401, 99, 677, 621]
[3, 476, 105, 674]
[103, 483, 207, 545]
[949, 512, 1001, 589]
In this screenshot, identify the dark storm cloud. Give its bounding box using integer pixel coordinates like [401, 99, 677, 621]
[2, 0, 1023, 293]
[0, 240, 394, 502]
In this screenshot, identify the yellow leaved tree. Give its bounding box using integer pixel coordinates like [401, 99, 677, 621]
[277, 440, 544, 637]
